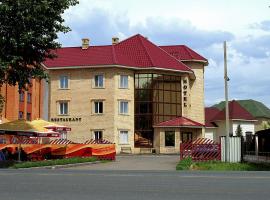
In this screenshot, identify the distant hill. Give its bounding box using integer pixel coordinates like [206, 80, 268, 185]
[213, 99, 270, 119]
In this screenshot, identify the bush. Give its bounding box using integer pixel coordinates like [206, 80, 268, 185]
[176, 157, 193, 170]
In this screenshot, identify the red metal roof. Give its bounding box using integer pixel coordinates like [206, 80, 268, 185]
[213, 100, 255, 121]
[43, 34, 193, 73]
[205, 107, 220, 127]
[154, 116, 204, 127]
[159, 45, 208, 62]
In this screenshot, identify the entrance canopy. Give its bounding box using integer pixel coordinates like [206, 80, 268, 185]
[153, 116, 204, 128]
[0, 119, 71, 137]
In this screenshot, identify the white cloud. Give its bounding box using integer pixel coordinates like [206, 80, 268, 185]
[59, 1, 270, 108]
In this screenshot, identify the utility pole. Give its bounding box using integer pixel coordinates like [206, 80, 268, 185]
[224, 41, 230, 162]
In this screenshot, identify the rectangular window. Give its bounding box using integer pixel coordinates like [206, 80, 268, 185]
[26, 113, 31, 121]
[60, 76, 69, 89]
[27, 93, 31, 103]
[119, 101, 128, 114]
[94, 101, 103, 114]
[120, 75, 128, 88]
[94, 75, 104, 88]
[93, 130, 103, 141]
[165, 131, 175, 147]
[59, 102, 68, 115]
[119, 130, 129, 144]
[18, 111, 24, 119]
[19, 92, 24, 102]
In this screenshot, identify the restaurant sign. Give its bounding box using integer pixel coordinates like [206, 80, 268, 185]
[50, 117, 82, 122]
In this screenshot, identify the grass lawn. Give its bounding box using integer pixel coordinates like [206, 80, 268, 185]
[176, 157, 270, 171]
[10, 157, 98, 169]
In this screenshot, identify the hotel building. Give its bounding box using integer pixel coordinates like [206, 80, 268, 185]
[43, 34, 208, 153]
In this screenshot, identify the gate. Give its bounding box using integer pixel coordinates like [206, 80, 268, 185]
[180, 138, 221, 161]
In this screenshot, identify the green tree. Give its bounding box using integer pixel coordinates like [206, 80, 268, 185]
[0, 0, 78, 108]
[235, 124, 243, 137]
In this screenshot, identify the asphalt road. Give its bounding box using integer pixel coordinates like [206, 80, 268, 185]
[1, 169, 270, 200]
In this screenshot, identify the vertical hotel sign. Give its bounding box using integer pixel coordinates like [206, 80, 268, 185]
[182, 77, 188, 107]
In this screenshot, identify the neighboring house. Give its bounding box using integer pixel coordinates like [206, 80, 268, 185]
[214, 99, 270, 132]
[0, 80, 45, 123]
[205, 100, 257, 142]
[42, 34, 208, 154]
[204, 107, 219, 141]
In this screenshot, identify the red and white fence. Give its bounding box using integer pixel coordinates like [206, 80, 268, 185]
[180, 138, 221, 161]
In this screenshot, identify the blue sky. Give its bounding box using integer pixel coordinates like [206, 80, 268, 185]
[58, 0, 270, 107]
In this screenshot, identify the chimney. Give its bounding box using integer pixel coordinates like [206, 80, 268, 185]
[81, 38, 89, 49]
[112, 37, 119, 45]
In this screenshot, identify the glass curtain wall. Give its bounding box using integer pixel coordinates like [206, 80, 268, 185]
[134, 73, 182, 148]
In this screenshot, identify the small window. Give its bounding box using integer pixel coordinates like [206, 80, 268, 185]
[27, 93, 31, 103]
[59, 102, 68, 115]
[18, 111, 24, 119]
[94, 101, 103, 114]
[60, 76, 69, 89]
[93, 130, 103, 141]
[165, 131, 175, 147]
[26, 113, 31, 121]
[19, 92, 24, 102]
[120, 75, 128, 88]
[119, 130, 129, 144]
[119, 101, 128, 114]
[94, 75, 104, 88]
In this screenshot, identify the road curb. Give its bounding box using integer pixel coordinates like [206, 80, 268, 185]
[19, 161, 103, 169]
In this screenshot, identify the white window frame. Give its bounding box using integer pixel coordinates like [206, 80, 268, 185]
[119, 75, 129, 89]
[119, 100, 129, 115]
[58, 101, 69, 115]
[93, 74, 105, 88]
[59, 75, 69, 89]
[92, 130, 103, 140]
[119, 130, 129, 144]
[92, 100, 104, 114]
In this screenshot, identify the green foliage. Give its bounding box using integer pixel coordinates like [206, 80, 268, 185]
[193, 161, 270, 171]
[11, 157, 97, 169]
[235, 124, 243, 137]
[0, 0, 78, 89]
[176, 157, 193, 170]
[176, 159, 270, 171]
[262, 121, 270, 130]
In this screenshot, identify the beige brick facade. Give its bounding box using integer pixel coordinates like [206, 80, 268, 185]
[48, 67, 134, 153]
[48, 63, 206, 154]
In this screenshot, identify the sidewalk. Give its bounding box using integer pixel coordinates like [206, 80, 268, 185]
[68, 155, 180, 171]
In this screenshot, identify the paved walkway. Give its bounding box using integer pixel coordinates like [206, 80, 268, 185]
[69, 155, 180, 171]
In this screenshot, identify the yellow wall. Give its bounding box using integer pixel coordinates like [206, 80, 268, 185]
[48, 67, 134, 153]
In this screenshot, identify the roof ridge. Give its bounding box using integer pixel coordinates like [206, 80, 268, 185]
[138, 35, 155, 66]
[59, 45, 113, 49]
[183, 45, 195, 59]
[157, 44, 194, 72]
